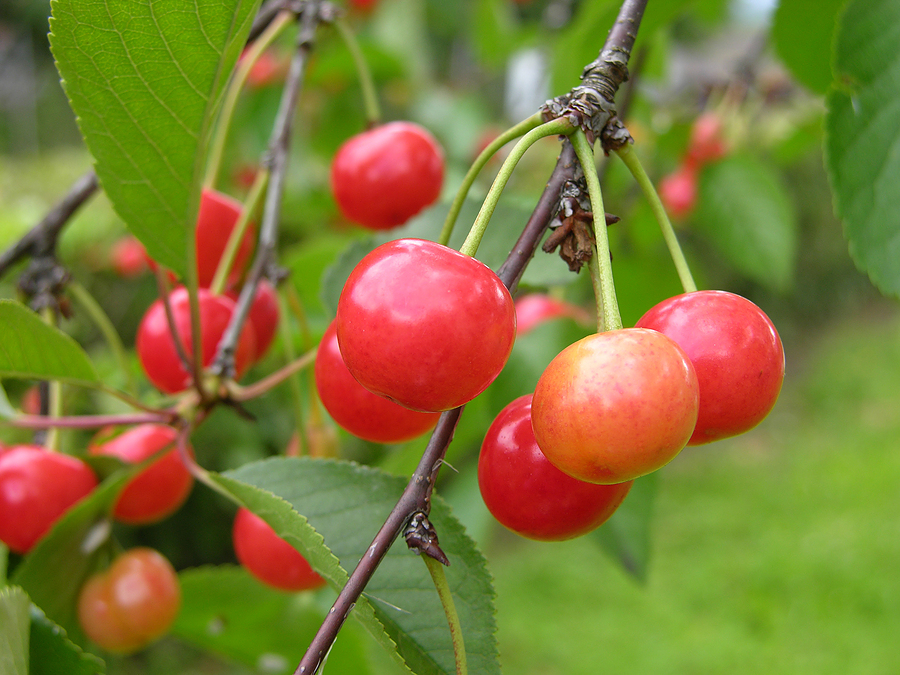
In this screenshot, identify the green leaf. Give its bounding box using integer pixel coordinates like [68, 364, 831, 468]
[771, 0, 844, 95]
[49, 0, 261, 276]
[0, 300, 98, 385]
[589, 472, 658, 582]
[29, 605, 105, 675]
[825, 0, 900, 297]
[0, 586, 30, 675]
[214, 457, 500, 675]
[0, 383, 16, 420]
[692, 155, 797, 292]
[173, 565, 372, 675]
[12, 473, 130, 640]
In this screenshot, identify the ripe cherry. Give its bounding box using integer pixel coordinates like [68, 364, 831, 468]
[532, 329, 699, 485]
[315, 320, 439, 443]
[330, 122, 444, 230]
[514, 293, 591, 336]
[232, 508, 326, 592]
[479, 395, 633, 541]
[227, 278, 280, 362]
[686, 112, 728, 166]
[0, 445, 98, 554]
[89, 424, 193, 525]
[635, 290, 785, 444]
[658, 163, 697, 220]
[110, 236, 149, 278]
[136, 286, 257, 394]
[336, 238, 516, 412]
[77, 547, 181, 654]
[195, 188, 256, 288]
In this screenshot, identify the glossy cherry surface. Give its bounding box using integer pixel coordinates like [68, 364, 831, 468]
[635, 290, 785, 444]
[532, 328, 699, 484]
[195, 188, 255, 288]
[331, 122, 444, 230]
[336, 238, 516, 412]
[0, 445, 98, 554]
[479, 395, 633, 541]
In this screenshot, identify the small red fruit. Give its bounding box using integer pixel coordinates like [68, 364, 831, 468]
[232, 508, 326, 592]
[136, 286, 257, 394]
[89, 424, 193, 525]
[514, 293, 591, 336]
[331, 122, 444, 230]
[658, 164, 698, 220]
[479, 395, 633, 541]
[195, 188, 256, 288]
[0, 445, 98, 554]
[315, 320, 439, 443]
[110, 236, 149, 278]
[336, 238, 516, 412]
[635, 290, 784, 444]
[228, 279, 280, 361]
[532, 329, 699, 484]
[77, 547, 181, 653]
[686, 112, 728, 166]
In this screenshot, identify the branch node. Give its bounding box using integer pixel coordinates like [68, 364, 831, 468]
[405, 511, 450, 566]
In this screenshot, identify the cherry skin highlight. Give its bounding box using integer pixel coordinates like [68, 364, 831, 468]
[136, 286, 257, 394]
[232, 508, 326, 592]
[77, 547, 181, 654]
[89, 424, 194, 525]
[315, 320, 439, 443]
[635, 290, 785, 444]
[331, 122, 444, 230]
[0, 445, 98, 554]
[532, 329, 699, 485]
[336, 238, 516, 412]
[479, 395, 633, 541]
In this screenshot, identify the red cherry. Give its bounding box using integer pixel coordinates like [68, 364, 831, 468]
[531, 329, 699, 485]
[479, 395, 633, 541]
[330, 122, 444, 230]
[514, 293, 591, 336]
[315, 320, 439, 443]
[227, 279, 280, 361]
[89, 424, 193, 525]
[0, 445, 98, 554]
[349, 0, 378, 11]
[232, 508, 326, 592]
[136, 286, 257, 394]
[686, 112, 728, 166]
[20, 385, 42, 416]
[241, 49, 287, 88]
[110, 236, 149, 278]
[196, 188, 256, 288]
[635, 290, 784, 444]
[336, 238, 516, 412]
[658, 164, 698, 220]
[77, 547, 181, 654]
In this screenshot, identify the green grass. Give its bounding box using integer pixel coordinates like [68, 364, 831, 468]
[487, 307, 900, 675]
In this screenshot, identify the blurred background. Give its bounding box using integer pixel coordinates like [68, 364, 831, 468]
[2, 0, 898, 673]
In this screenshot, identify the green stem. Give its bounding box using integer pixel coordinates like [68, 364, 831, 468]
[204, 10, 294, 190]
[333, 17, 381, 125]
[422, 555, 468, 675]
[438, 112, 544, 246]
[615, 144, 697, 293]
[209, 169, 270, 295]
[68, 282, 138, 397]
[570, 130, 622, 332]
[459, 117, 574, 258]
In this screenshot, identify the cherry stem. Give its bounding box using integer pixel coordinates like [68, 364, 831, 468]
[7, 411, 173, 431]
[458, 117, 574, 258]
[614, 144, 698, 293]
[570, 129, 622, 332]
[204, 10, 294, 191]
[423, 555, 468, 675]
[437, 112, 544, 246]
[334, 17, 381, 126]
[277, 286, 309, 440]
[228, 347, 316, 402]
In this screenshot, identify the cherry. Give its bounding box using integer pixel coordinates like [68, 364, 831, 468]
[315, 320, 439, 443]
[241, 48, 288, 88]
[336, 238, 516, 412]
[635, 290, 784, 444]
[479, 395, 633, 541]
[89, 424, 194, 525]
[77, 547, 181, 654]
[330, 122, 444, 230]
[514, 293, 591, 336]
[232, 508, 326, 592]
[531, 329, 699, 485]
[195, 188, 256, 288]
[110, 236, 149, 278]
[686, 112, 728, 166]
[227, 278, 280, 362]
[0, 445, 98, 554]
[136, 286, 257, 394]
[658, 163, 698, 220]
